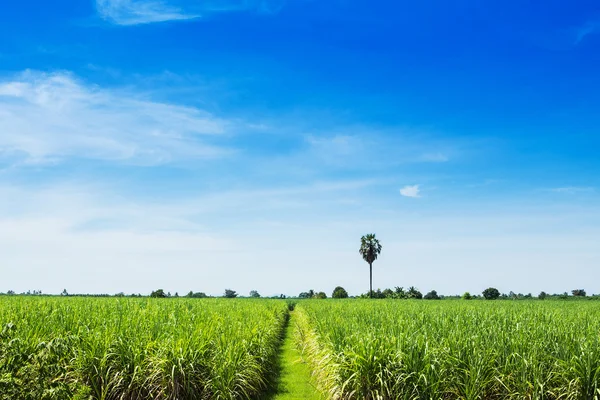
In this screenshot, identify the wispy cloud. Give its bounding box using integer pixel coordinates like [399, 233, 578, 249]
[550, 186, 595, 194]
[0, 70, 232, 166]
[96, 0, 287, 25]
[574, 20, 600, 45]
[420, 152, 449, 162]
[304, 133, 453, 169]
[400, 184, 420, 198]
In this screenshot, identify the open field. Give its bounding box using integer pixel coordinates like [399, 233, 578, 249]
[0, 297, 287, 400]
[3, 297, 600, 399]
[295, 300, 600, 399]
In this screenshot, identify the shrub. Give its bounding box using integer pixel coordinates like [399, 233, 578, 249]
[424, 290, 440, 300]
[482, 287, 500, 300]
[150, 289, 167, 298]
[332, 286, 349, 299]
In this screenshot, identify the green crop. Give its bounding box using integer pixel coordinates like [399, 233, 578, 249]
[0, 297, 287, 400]
[294, 300, 600, 400]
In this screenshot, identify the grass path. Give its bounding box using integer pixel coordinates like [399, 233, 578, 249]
[270, 311, 324, 400]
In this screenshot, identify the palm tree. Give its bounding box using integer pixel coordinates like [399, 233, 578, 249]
[359, 233, 382, 298]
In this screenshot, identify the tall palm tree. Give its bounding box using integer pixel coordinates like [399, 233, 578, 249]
[359, 233, 382, 298]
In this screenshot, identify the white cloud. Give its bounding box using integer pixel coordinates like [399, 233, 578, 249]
[0, 71, 232, 166]
[96, 0, 286, 25]
[96, 0, 197, 25]
[400, 184, 420, 198]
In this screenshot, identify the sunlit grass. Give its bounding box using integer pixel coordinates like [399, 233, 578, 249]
[0, 297, 288, 399]
[295, 300, 600, 400]
[271, 311, 323, 400]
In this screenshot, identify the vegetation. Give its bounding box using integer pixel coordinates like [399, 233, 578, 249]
[0, 297, 287, 399]
[3, 286, 600, 399]
[272, 311, 323, 400]
[298, 290, 327, 299]
[150, 288, 167, 298]
[482, 287, 500, 300]
[359, 233, 382, 298]
[331, 286, 348, 299]
[294, 300, 600, 400]
[186, 291, 208, 298]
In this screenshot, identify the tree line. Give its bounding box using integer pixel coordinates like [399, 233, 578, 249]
[1, 287, 595, 299]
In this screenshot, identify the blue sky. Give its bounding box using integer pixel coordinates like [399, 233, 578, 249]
[1, 0, 599, 296]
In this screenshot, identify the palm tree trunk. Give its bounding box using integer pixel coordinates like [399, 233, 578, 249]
[369, 262, 373, 298]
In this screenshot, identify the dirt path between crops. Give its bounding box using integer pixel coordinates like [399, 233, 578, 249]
[269, 311, 324, 400]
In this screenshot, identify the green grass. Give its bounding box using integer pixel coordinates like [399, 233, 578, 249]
[270, 311, 323, 400]
[0, 297, 288, 399]
[295, 299, 600, 400]
[5, 297, 600, 399]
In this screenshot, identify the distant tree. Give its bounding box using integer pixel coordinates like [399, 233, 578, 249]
[538, 291, 548, 300]
[366, 289, 385, 299]
[7, 290, 15, 295]
[185, 291, 208, 298]
[572, 289, 586, 297]
[407, 286, 423, 299]
[115, 292, 125, 297]
[462, 292, 472, 300]
[150, 289, 167, 298]
[249, 290, 261, 298]
[174, 292, 179, 298]
[394, 287, 407, 299]
[382, 288, 395, 298]
[332, 286, 349, 299]
[314, 291, 327, 299]
[61, 289, 69, 296]
[482, 287, 500, 300]
[359, 233, 382, 298]
[424, 290, 440, 300]
[224, 289, 238, 298]
[298, 292, 311, 299]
